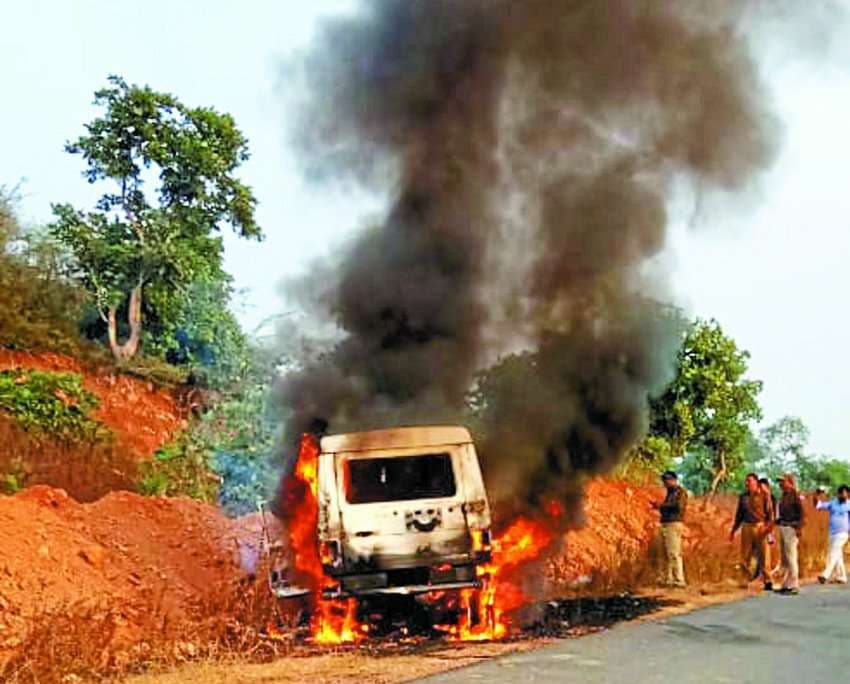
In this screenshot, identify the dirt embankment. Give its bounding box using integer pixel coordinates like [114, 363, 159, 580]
[0, 350, 185, 457]
[0, 485, 267, 678]
[557, 480, 665, 582]
[0, 350, 188, 501]
[552, 480, 740, 591]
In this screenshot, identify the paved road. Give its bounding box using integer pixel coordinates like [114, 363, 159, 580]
[420, 586, 850, 683]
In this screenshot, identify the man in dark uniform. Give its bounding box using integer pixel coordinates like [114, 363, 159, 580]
[730, 472, 773, 590]
[651, 470, 688, 587]
[775, 473, 804, 594]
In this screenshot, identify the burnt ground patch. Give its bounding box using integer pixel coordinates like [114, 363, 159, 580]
[260, 592, 679, 661]
[526, 593, 680, 638]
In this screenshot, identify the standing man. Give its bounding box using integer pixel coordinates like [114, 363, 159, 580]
[729, 473, 773, 591]
[758, 477, 778, 581]
[651, 470, 688, 588]
[815, 484, 850, 584]
[775, 473, 804, 595]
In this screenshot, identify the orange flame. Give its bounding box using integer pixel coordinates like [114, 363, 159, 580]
[315, 598, 367, 644]
[286, 433, 365, 645]
[448, 501, 563, 641]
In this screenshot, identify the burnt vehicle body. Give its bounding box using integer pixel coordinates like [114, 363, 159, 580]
[316, 426, 493, 598]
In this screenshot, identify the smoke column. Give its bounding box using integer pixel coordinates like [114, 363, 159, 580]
[279, 0, 780, 523]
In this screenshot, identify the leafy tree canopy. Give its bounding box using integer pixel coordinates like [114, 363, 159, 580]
[798, 456, 850, 492]
[139, 344, 281, 514]
[760, 415, 809, 478]
[681, 416, 850, 495]
[50, 76, 261, 362]
[647, 318, 763, 492]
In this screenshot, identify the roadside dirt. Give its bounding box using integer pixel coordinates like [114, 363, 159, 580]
[0, 485, 258, 679]
[126, 641, 542, 684]
[551, 479, 740, 591]
[125, 588, 756, 684]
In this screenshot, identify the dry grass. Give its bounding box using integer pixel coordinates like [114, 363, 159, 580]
[0, 564, 288, 683]
[124, 643, 534, 684]
[1, 606, 134, 683]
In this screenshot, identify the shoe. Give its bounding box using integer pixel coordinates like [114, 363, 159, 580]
[777, 587, 799, 595]
[818, 576, 827, 584]
[763, 582, 773, 592]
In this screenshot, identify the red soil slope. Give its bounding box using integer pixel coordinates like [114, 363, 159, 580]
[553, 479, 737, 588]
[0, 350, 185, 457]
[0, 486, 257, 672]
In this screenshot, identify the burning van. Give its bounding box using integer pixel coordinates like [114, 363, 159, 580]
[315, 425, 492, 598]
[263, 424, 559, 641]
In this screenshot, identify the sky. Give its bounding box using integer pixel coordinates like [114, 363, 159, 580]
[1, 1, 848, 458]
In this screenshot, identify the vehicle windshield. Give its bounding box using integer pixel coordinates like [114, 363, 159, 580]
[344, 452, 456, 504]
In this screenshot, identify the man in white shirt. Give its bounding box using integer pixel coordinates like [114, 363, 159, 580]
[815, 484, 850, 584]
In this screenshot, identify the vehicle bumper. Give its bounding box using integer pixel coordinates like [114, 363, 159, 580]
[322, 579, 480, 599]
[323, 563, 481, 599]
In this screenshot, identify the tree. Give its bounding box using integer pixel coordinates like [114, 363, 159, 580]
[679, 427, 763, 495]
[760, 416, 809, 480]
[139, 342, 281, 513]
[797, 456, 850, 492]
[738, 428, 770, 485]
[681, 414, 849, 495]
[154, 278, 253, 389]
[51, 76, 261, 362]
[649, 319, 763, 494]
[617, 435, 674, 483]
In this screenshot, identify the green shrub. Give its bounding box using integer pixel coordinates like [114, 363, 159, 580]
[138, 431, 219, 502]
[137, 370, 278, 512]
[0, 194, 91, 356]
[0, 455, 26, 495]
[201, 377, 278, 514]
[0, 370, 108, 441]
[1, 471, 23, 495]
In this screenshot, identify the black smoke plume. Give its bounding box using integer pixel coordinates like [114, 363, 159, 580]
[279, 0, 780, 523]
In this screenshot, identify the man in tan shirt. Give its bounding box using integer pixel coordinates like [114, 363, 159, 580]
[729, 473, 773, 590]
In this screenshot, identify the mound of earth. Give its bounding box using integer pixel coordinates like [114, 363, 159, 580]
[0, 350, 185, 457]
[0, 486, 265, 674]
